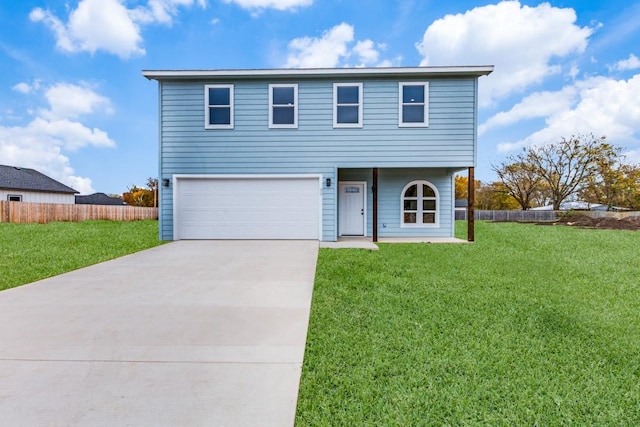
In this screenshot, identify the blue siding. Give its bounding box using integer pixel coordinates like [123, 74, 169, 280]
[378, 168, 454, 238]
[338, 168, 455, 239]
[158, 77, 477, 240]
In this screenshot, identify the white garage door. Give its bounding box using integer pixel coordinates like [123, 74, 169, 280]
[174, 175, 321, 240]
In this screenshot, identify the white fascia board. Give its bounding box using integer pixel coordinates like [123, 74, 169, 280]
[142, 66, 494, 81]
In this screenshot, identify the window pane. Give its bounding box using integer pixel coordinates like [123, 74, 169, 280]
[337, 106, 359, 123]
[273, 106, 294, 124]
[209, 88, 229, 106]
[209, 107, 230, 125]
[423, 184, 435, 197]
[404, 184, 417, 197]
[273, 87, 294, 105]
[337, 86, 359, 104]
[403, 85, 424, 103]
[404, 200, 418, 210]
[403, 105, 424, 123]
[423, 200, 436, 211]
[423, 213, 435, 223]
[404, 213, 417, 224]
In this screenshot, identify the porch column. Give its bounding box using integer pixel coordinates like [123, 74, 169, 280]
[467, 167, 475, 242]
[373, 167, 378, 242]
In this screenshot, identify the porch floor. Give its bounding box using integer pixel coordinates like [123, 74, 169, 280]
[319, 236, 469, 250]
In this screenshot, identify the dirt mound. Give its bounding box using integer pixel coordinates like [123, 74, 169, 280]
[546, 214, 640, 230]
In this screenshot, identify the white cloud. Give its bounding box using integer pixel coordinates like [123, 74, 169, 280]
[30, 0, 205, 59]
[223, 0, 312, 12]
[496, 74, 640, 153]
[12, 82, 33, 94]
[480, 86, 578, 135]
[40, 83, 113, 121]
[0, 82, 116, 194]
[284, 23, 395, 68]
[285, 23, 354, 68]
[131, 0, 207, 24]
[609, 54, 640, 72]
[416, 1, 594, 106]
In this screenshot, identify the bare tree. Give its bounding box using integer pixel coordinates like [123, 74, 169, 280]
[493, 153, 541, 210]
[526, 134, 606, 210]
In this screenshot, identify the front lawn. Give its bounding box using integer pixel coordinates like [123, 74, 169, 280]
[0, 220, 162, 291]
[296, 221, 640, 425]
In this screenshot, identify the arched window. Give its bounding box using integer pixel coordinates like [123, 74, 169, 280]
[401, 180, 438, 227]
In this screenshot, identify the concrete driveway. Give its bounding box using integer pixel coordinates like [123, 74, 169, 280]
[0, 240, 318, 426]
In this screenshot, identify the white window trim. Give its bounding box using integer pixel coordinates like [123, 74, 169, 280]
[333, 83, 363, 128]
[205, 84, 234, 129]
[400, 180, 439, 228]
[269, 83, 298, 129]
[7, 194, 22, 202]
[398, 82, 429, 128]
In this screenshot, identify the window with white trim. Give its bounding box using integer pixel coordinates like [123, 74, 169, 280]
[399, 82, 429, 127]
[7, 194, 22, 202]
[269, 84, 298, 128]
[401, 180, 438, 226]
[205, 84, 234, 129]
[333, 83, 363, 128]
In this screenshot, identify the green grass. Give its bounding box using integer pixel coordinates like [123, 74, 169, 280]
[0, 220, 163, 291]
[296, 222, 640, 426]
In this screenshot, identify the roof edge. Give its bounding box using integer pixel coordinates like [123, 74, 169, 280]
[142, 66, 494, 81]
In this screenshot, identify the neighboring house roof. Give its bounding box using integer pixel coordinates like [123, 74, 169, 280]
[455, 199, 468, 208]
[75, 193, 126, 205]
[142, 65, 495, 81]
[529, 201, 629, 211]
[0, 164, 78, 194]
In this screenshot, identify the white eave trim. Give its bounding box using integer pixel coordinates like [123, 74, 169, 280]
[142, 66, 494, 81]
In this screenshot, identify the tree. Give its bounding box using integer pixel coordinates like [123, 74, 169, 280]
[525, 134, 607, 210]
[493, 153, 541, 210]
[476, 182, 520, 210]
[454, 175, 481, 200]
[122, 178, 158, 207]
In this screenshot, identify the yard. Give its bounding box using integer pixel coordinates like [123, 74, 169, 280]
[296, 221, 640, 425]
[0, 220, 162, 291]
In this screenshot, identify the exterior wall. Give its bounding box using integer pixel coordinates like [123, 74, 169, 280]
[338, 168, 454, 239]
[158, 76, 478, 240]
[378, 168, 454, 238]
[0, 190, 75, 204]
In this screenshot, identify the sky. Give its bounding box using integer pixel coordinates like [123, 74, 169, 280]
[1, 0, 639, 195]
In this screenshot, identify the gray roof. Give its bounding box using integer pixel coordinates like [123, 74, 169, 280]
[143, 65, 494, 81]
[75, 193, 126, 205]
[0, 164, 78, 194]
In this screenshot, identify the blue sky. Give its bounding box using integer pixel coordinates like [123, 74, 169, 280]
[1, 0, 639, 194]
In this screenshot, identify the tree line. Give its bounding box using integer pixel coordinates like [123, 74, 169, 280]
[457, 134, 640, 210]
[120, 177, 158, 207]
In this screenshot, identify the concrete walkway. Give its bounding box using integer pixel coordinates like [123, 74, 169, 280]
[0, 240, 318, 426]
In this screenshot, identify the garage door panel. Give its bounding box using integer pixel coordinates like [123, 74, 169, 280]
[175, 177, 320, 240]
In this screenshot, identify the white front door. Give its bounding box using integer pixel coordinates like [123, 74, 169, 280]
[339, 182, 366, 236]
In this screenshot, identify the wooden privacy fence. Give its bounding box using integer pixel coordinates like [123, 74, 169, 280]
[0, 201, 158, 224]
[456, 209, 640, 221]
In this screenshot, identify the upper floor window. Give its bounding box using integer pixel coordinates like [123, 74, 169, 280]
[7, 194, 22, 202]
[269, 84, 298, 128]
[205, 84, 234, 129]
[399, 82, 429, 127]
[401, 180, 438, 227]
[333, 83, 363, 128]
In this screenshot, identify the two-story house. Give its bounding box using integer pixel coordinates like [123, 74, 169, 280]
[142, 66, 493, 242]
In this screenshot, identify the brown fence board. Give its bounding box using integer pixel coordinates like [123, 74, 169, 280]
[0, 201, 158, 223]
